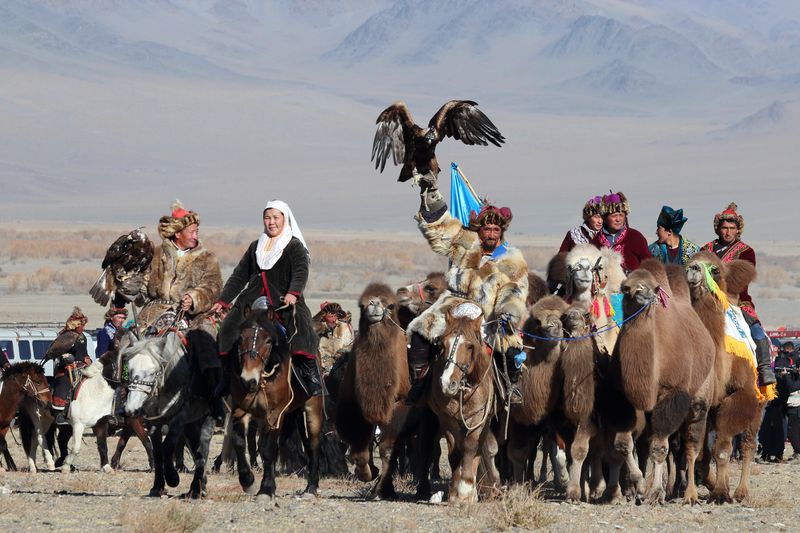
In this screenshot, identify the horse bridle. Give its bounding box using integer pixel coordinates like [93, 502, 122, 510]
[21, 374, 51, 405]
[239, 324, 278, 380]
[126, 349, 166, 399]
[441, 333, 472, 383]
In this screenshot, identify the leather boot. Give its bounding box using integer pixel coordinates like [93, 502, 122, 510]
[52, 407, 68, 426]
[407, 333, 433, 404]
[502, 350, 524, 405]
[295, 356, 323, 397]
[746, 316, 777, 386]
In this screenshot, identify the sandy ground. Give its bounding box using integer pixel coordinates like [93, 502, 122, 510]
[1, 427, 800, 533]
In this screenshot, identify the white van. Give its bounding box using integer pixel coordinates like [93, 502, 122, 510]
[0, 324, 98, 378]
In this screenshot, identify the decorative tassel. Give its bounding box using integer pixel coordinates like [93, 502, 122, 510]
[702, 263, 729, 309]
[603, 296, 614, 318]
[591, 299, 601, 319]
[656, 286, 670, 308]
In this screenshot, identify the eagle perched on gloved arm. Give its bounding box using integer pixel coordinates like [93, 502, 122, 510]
[89, 228, 154, 306]
[371, 100, 505, 191]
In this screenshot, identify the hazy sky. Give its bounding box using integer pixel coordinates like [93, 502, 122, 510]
[1, 0, 798, 241]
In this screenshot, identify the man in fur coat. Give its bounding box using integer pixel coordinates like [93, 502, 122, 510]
[407, 189, 529, 403]
[137, 201, 224, 420]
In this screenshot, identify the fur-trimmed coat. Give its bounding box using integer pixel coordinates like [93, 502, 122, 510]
[138, 239, 222, 338]
[407, 211, 529, 353]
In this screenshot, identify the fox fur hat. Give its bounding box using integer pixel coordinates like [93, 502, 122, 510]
[158, 200, 200, 240]
[713, 202, 744, 237]
[582, 195, 604, 221]
[600, 191, 630, 216]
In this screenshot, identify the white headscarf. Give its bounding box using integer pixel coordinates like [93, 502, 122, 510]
[255, 200, 309, 270]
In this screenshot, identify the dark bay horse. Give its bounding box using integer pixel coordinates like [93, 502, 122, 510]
[1, 362, 52, 471]
[230, 303, 324, 498]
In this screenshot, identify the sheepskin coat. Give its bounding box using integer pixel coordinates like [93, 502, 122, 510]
[138, 239, 222, 339]
[407, 211, 529, 353]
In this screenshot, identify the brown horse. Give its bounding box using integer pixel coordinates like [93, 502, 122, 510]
[426, 302, 496, 503]
[1, 362, 52, 471]
[230, 303, 324, 498]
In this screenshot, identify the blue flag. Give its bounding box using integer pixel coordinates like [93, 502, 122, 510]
[449, 163, 482, 227]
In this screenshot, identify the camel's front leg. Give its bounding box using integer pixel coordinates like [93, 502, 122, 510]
[733, 403, 764, 502]
[644, 436, 669, 504]
[682, 398, 709, 505]
[566, 420, 596, 502]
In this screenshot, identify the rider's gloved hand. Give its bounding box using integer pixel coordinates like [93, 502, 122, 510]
[419, 189, 447, 222]
[507, 347, 526, 369]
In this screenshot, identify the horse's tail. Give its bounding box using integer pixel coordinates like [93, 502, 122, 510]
[19, 408, 33, 456]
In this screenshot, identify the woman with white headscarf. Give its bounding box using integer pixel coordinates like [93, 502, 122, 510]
[211, 200, 322, 396]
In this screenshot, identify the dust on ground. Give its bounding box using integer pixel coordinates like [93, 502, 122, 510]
[1, 428, 799, 532]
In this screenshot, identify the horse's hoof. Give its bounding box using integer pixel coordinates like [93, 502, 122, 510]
[256, 493, 276, 507]
[101, 464, 113, 474]
[415, 485, 432, 502]
[148, 488, 167, 498]
[297, 491, 316, 500]
[165, 470, 180, 488]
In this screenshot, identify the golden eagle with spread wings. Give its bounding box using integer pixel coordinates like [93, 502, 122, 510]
[371, 100, 505, 188]
[89, 228, 154, 306]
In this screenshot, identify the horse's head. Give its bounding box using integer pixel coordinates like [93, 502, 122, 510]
[238, 298, 286, 394]
[2, 362, 52, 405]
[438, 302, 487, 397]
[358, 283, 398, 328]
[397, 272, 446, 316]
[123, 337, 171, 417]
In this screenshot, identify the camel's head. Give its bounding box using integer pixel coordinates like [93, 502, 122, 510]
[565, 244, 601, 300]
[358, 283, 397, 326]
[562, 305, 591, 338]
[527, 295, 569, 340]
[620, 269, 660, 315]
[397, 272, 446, 316]
[686, 251, 723, 295]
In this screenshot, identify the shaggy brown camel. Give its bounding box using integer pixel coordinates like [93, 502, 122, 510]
[426, 302, 495, 503]
[335, 283, 412, 499]
[509, 296, 568, 483]
[616, 259, 715, 504]
[559, 304, 599, 501]
[686, 250, 763, 503]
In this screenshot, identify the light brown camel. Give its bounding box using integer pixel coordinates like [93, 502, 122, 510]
[335, 283, 411, 499]
[685, 250, 763, 503]
[426, 302, 495, 503]
[616, 259, 715, 504]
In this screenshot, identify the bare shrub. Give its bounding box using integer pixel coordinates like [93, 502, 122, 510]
[485, 485, 556, 531]
[745, 486, 792, 509]
[118, 501, 204, 533]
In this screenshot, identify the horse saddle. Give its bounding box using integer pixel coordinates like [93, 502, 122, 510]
[145, 309, 189, 336]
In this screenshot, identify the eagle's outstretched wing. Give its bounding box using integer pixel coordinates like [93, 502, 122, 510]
[428, 100, 505, 147]
[371, 101, 417, 172]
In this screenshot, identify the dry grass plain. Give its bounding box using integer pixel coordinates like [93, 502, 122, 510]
[2, 427, 800, 532]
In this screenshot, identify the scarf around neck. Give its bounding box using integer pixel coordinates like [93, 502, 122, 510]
[569, 223, 598, 246]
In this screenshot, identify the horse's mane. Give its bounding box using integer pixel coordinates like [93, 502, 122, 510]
[2, 361, 44, 380]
